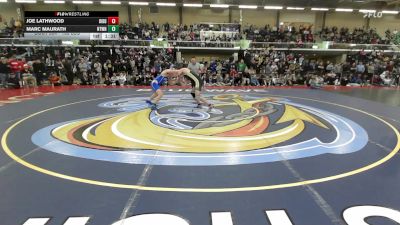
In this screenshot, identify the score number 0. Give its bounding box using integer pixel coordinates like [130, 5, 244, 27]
[108, 17, 119, 25]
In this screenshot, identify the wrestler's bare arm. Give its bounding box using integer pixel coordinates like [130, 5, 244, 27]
[160, 69, 180, 77]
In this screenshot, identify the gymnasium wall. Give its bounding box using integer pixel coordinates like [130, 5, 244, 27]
[280, 10, 316, 24]
[231, 9, 277, 27]
[370, 14, 400, 34]
[131, 6, 179, 24]
[23, 3, 75, 11]
[325, 12, 366, 29]
[183, 8, 229, 24]
[0, 3, 21, 22]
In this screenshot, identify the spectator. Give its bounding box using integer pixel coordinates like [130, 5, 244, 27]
[9, 56, 25, 81]
[0, 57, 11, 88]
[45, 53, 55, 74]
[188, 57, 202, 75]
[78, 58, 88, 75]
[356, 62, 365, 75]
[80, 72, 89, 85]
[118, 72, 127, 86]
[32, 59, 46, 85]
[223, 73, 232, 86]
[103, 59, 113, 75]
[48, 72, 61, 86]
[0, 40, 397, 89]
[89, 71, 100, 85]
[326, 61, 334, 73]
[110, 73, 119, 85]
[21, 64, 37, 87]
[380, 70, 392, 86]
[104, 74, 112, 86]
[310, 74, 324, 89]
[6, 72, 20, 88]
[62, 59, 74, 85]
[249, 67, 259, 86]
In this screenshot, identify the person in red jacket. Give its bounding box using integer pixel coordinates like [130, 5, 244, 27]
[9, 57, 25, 79]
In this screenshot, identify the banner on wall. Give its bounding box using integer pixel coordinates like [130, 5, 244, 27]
[312, 41, 331, 50]
[235, 40, 251, 49]
[150, 39, 169, 48]
[62, 40, 80, 46]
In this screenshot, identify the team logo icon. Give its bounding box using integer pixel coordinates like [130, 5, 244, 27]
[32, 94, 368, 166]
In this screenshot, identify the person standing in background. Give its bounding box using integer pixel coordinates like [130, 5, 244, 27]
[9, 57, 24, 85]
[21, 64, 37, 87]
[0, 57, 11, 88]
[32, 59, 46, 86]
[63, 59, 74, 85]
[187, 57, 201, 75]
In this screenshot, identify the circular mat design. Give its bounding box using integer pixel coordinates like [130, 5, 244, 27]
[2, 91, 399, 192]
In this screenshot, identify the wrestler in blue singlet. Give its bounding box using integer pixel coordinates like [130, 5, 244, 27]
[151, 74, 166, 91]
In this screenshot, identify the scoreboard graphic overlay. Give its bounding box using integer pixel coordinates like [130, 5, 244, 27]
[24, 11, 119, 40]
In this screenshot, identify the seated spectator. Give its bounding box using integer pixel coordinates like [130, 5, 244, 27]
[89, 70, 100, 85]
[350, 74, 363, 84]
[215, 72, 224, 86]
[310, 75, 324, 89]
[231, 69, 240, 86]
[210, 72, 218, 85]
[21, 65, 37, 87]
[325, 72, 337, 85]
[258, 74, 267, 86]
[286, 72, 297, 86]
[110, 73, 119, 85]
[104, 74, 112, 86]
[60, 72, 69, 85]
[144, 73, 152, 85]
[223, 73, 232, 86]
[242, 71, 251, 86]
[80, 72, 89, 85]
[393, 70, 399, 86]
[272, 74, 284, 86]
[380, 70, 392, 86]
[250, 70, 260, 86]
[134, 74, 144, 86]
[7, 73, 20, 88]
[48, 72, 61, 86]
[340, 76, 350, 86]
[118, 72, 127, 86]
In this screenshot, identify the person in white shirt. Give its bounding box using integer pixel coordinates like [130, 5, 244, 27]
[118, 72, 127, 86]
[93, 61, 102, 74]
[380, 70, 392, 86]
[110, 73, 118, 85]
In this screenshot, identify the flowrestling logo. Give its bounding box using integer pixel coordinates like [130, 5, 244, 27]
[31, 94, 368, 166]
